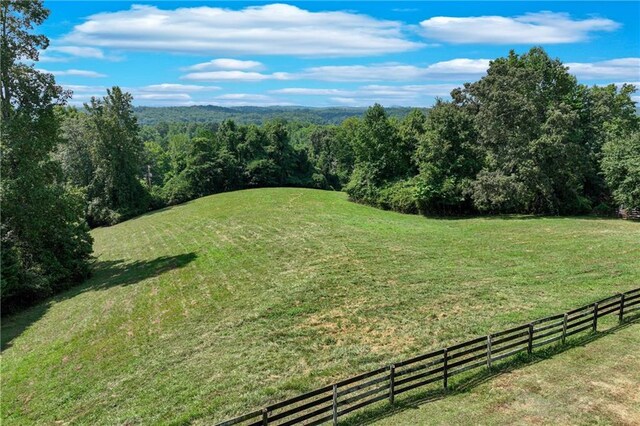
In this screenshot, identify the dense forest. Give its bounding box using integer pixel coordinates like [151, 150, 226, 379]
[2, 1, 639, 310]
[133, 105, 422, 126]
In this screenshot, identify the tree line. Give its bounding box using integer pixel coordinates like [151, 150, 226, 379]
[1, 1, 639, 311]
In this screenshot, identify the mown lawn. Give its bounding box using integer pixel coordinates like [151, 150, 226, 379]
[366, 321, 640, 426]
[2, 188, 639, 425]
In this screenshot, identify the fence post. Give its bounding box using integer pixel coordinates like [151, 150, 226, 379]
[262, 408, 268, 425]
[562, 313, 568, 344]
[527, 323, 534, 355]
[332, 384, 338, 426]
[443, 349, 449, 390]
[388, 365, 395, 404]
[486, 335, 492, 369]
[619, 293, 626, 323]
[593, 302, 599, 332]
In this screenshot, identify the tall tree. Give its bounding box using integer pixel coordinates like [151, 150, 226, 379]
[1, 0, 92, 309]
[464, 48, 589, 214]
[84, 87, 149, 225]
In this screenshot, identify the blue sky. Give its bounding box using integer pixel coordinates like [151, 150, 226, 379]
[38, 1, 640, 107]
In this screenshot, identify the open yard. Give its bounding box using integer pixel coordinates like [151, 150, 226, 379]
[2, 188, 639, 425]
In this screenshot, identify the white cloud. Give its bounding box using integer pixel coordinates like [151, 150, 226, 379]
[39, 46, 121, 62]
[566, 58, 640, 80]
[269, 88, 354, 96]
[38, 68, 107, 78]
[420, 12, 619, 44]
[181, 59, 490, 83]
[140, 83, 221, 92]
[135, 93, 192, 101]
[63, 4, 422, 57]
[183, 58, 264, 71]
[294, 59, 490, 82]
[182, 70, 291, 82]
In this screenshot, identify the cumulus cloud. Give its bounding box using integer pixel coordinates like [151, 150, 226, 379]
[292, 59, 490, 82]
[182, 58, 264, 71]
[566, 58, 640, 80]
[271, 84, 457, 106]
[181, 59, 490, 83]
[140, 83, 221, 92]
[39, 46, 122, 62]
[420, 12, 619, 44]
[38, 68, 107, 78]
[182, 70, 292, 82]
[63, 4, 422, 57]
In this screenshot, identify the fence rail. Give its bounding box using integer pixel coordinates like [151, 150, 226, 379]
[218, 287, 640, 426]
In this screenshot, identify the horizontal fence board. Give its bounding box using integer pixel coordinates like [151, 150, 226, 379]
[304, 413, 335, 426]
[395, 349, 445, 368]
[217, 287, 639, 426]
[276, 401, 334, 426]
[448, 336, 487, 352]
[395, 357, 445, 378]
[449, 358, 487, 377]
[394, 374, 444, 395]
[394, 366, 445, 388]
[491, 323, 530, 338]
[490, 346, 527, 363]
[447, 351, 488, 370]
[339, 383, 389, 408]
[597, 306, 622, 318]
[625, 298, 640, 308]
[268, 394, 333, 423]
[490, 338, 529, 356]
[531, 313, 565, 325]
[266, 385, 333, 412]
[336, 393, 388, 418]
[217, 409, 263, 426]
[534, 320, 564, 333]
[566, 315, 593, 330]
[625, 305, 640, 314]
[448, 342, 489, 361]
[335, 366, 388, 388]
[565, 323, 593, 339]
[491, 330, 530, 347]
[566, 304, 592, 316]
[532, 326, 563, 342]
[598, 298, 621, 311]
[595, 294, 622, 305]
[532, 334, 563, 349]
[338, 374, 389, 398]
[567, 308, 594, 320]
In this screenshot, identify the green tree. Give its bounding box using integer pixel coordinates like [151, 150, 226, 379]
[85, 87, 149, 225]
[1, 0, 92, 309]
[602, 131, 640, 210]
[415, 100, 480, 214]
[465, 47, 589, 214]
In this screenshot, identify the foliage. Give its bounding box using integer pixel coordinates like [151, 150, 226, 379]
[84, 87, 150, 226]
[602, 131, 640, 209]
[0, 0, 92, 310]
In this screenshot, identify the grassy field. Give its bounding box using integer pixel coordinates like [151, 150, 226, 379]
[364, 322, 640, 426]
[2, 188, 639, 425]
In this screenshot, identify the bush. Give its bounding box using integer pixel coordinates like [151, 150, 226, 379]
[345, 166, 381, 206]
[378, 179, 419, 214]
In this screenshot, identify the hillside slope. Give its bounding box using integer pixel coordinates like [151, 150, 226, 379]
[2, 188, 639, 424]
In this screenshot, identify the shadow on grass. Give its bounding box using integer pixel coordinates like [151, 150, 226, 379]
[340, 314, 639, 426]
[1, 252, 197, 352]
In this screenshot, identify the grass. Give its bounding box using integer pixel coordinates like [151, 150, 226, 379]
[356, 319, 640, 426]
[2, 188, 639, 425]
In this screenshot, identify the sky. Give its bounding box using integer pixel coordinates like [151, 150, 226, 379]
[37, 1, 640, 107]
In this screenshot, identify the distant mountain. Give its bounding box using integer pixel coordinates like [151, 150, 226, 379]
[133, 105, 426, 125]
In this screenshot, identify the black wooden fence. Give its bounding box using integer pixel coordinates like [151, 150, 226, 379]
[218, 287, 640, 426]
